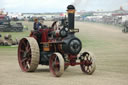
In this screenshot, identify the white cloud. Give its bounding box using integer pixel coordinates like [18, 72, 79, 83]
[1, 0, 128, 12]
[2, 0, 74, 12]
[3, 0, 24, 8]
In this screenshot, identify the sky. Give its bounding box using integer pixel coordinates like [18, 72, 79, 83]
[0, 0, 128, 13]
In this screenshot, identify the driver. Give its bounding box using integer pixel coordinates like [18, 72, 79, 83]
[33, 18, 42, 30]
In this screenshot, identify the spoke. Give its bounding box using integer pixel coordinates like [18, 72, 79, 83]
[21, 57, 28, 63]
[24, 61, 30, 70]
[26, 61, 30, 68]
[52, 61, 57, 71]
[55, 62, 59, 65]
[55, 59, 59, 67]
[82, 65, 86, 70]
[20, 49, 25, 53]
[86, 56, 89, 60]
[27, 57, 31, 64]
[25, 42, 30, 50]
[55, 63, 59, 71]
[27, 57, 31, 62]
[26, 47, 31, 53]
[22, 40, 26, 47]
[27, 51, 31, 57]
[54, 56, 60, 72]
[89, 66, 92, 70]
[87, 66, 91, 72]
[87, 66, 89, 70]
[90, 65, 93, 69]
[24, 43, 31, 58]
[24, 64, 28, 69]
[85, 66, 88, 71]
[89, 67, 92, 72]
[83, 65, 85, 68]
[52, 60, 56, 67]
[55, 56, 57, 62]
[22, 62, 26, 68]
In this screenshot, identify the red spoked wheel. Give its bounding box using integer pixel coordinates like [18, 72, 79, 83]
[49, 52, 64, 77]
[80, 52, 96, 75]
[18, 37, 40, 72]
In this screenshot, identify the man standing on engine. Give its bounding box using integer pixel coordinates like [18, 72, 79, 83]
[33, 18, 42, 30]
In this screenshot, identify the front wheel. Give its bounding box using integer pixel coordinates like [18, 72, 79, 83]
[49, 52, 64, 77]
[80, 51, 96, 75]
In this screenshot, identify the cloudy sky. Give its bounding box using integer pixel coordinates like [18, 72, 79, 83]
[0, 0, 128, 13]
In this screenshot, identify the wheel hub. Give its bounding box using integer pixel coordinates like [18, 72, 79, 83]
[84, 60, 92, 66]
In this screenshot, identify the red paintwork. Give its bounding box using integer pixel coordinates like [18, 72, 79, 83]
[29, 26, 83, 68]
[40, 29, 49, 42]
[0, 15, 6, 18]
[55, 32, 59, 38]
[69, 54, 77, 59]
[112, 13, 128, 16]
[30, 28, 54, 42]
[30, 32, 37, 40]
[64, 60, 92, 66]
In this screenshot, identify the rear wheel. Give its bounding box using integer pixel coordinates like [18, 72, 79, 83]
[18, 37, 40, 72]
[49, 52, 64, 77]
[80, 51, 96, 75]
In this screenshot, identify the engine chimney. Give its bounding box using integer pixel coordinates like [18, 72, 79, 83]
[67, 5, 75, 30]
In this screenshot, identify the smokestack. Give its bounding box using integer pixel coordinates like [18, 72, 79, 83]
[67, 5, 75, 30]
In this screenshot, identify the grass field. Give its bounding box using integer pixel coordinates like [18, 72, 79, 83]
[0, 21, 128, 85]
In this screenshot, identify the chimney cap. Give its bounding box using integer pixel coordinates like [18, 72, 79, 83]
[67, 5, 75, 10]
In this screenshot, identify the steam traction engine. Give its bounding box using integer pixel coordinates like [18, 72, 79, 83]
[18, 5, 96, 77]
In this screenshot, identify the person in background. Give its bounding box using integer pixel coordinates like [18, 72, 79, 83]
[33, 18, 42, 30]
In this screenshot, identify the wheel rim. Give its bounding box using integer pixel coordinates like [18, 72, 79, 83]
[49, 53, 64, 77]
[18, 37, 39, 72]
[80, 52, 96, 75]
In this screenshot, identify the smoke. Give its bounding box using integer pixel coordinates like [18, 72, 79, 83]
[71, 0, 128, 11]
[72, 0, 89, 11]
[122, 2, 128, 9]
[72, 0, 82, 6]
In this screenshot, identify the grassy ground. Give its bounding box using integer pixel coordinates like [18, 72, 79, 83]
[0, 21, 32, 40]
[76, 22, 128, 74]
[0, 21, 33, 56]
[0, 21, 128, 85]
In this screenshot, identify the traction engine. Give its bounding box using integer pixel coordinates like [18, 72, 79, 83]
[18, 5, 96, 77]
